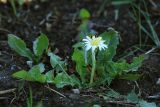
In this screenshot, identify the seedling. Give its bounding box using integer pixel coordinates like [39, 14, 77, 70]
[8, 33, 49, 64]
[78, 8, 92, 39]
[8, 34, 80, 88]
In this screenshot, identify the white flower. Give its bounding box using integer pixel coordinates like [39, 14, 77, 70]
[83, 36, 108, 52]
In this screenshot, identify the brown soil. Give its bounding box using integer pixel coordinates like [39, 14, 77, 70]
[0, 0, 160, 107]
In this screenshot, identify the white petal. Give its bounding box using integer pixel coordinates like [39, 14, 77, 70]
[99, 44, 108, 50]
[86, 36, 91, 41]
[92, 36, 95, 39]
[84, 42, 90, 45]
[103, 44, 108, 48]
[99, 46, 102, 51]
[102, 47, 106, 50]
[86, 45, 91, 51]
[83, 39, 89, 42]
[100, 42, 108, 48]
[84, 40, 90, 43]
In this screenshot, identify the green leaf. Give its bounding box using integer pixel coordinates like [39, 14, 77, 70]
[72, 49, 85, 64]
[130, 55, 145, 71]
[70, 75, 81, 88]
[72, 48, 86, 83]
[98, 28, 119, 62]
[78, 20, 90, 39]
[112, 55, 145, 77]
[33, 33, 49, 57]
[79, 8, 91, 19]
[72, 42, 83, 48]
[139, 100, 157, 107]
[126, 90, 139, 103]
[119, 74, 141, 81]
[12, 70, 34, 81]
[106, 90, 121, 99]
[93, 104, 101, 107]
[12, 64, 53, 83]
[48, 52, 62, 68]
[17, 0, 25, 5]
[48, 52, 65, 72]
[37, 63, 45, 73]
[111, 0, 134, 5]
[28, 64, 46, 83]
[45, 70, 54, 83]
[54, 72, 75, 88]
[8, 34, 33, 60]
[113, 60, 130, 75]
[101, 28, 119, 48]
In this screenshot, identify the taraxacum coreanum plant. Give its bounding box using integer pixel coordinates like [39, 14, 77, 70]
[72, 28, 145, 88]
[83, 36, 108, 85]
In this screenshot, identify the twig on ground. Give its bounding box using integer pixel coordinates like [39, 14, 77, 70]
[45, 85, 66, 98]
[9, 90, 16, 107]
[145, 47, 156, 54]
[0, 28, 11, 33]
[149, 0, 157, 8]
[0, 88, 16, 95]
[0, 97, 9, 100]
[105, 100, 136, 107]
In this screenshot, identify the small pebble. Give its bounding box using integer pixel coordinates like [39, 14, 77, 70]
[69, 93, 79, 100]
[34, 4, 40, 10]
[26, 61, 33, 68]
[0, 64, 2, 68]
[10, 65, 17, 70]
[156, 78, 160, 85]
[72, 89, 80, 94]
[46, 23, 52, 31]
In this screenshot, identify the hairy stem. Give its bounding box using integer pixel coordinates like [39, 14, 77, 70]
[89, 50, 96, 86]
[84, 50, 88, 64]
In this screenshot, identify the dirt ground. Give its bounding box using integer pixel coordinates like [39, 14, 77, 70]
[0, 0, 160, 107]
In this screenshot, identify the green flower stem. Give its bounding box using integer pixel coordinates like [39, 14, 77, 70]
[89, 49, 96, 86]
[84, 50, 88, 64]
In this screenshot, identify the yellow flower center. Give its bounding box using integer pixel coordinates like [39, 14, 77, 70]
[90, 36, 102, 46]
